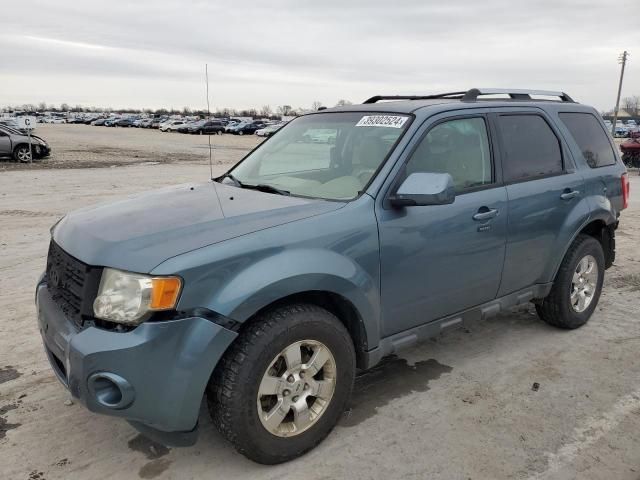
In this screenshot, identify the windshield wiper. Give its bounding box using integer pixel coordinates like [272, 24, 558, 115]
[245, 184, 290, 196]
[218, 174, 290, 196]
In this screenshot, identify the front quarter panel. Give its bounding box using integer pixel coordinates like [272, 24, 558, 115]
[153, 195, 382, 349]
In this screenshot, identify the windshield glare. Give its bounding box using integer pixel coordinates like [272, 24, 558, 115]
[228, 112, 410, 200]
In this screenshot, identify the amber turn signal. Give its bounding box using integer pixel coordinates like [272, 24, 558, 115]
[150, 277, 182, 310]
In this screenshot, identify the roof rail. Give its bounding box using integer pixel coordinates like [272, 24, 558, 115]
[363, 92, 467, 104]
[461, 88, 575, 102]
[362, 88, 575, 104]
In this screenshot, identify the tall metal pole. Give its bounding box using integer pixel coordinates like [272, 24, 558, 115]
[612, 50, 629, 136]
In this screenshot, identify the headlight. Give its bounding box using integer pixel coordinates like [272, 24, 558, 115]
[93, 268, 182, 325]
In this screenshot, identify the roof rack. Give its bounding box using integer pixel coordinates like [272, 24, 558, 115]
[461, 88, 575, 102]
[363, 88, 575, 104]
[363, 92, 467, 103]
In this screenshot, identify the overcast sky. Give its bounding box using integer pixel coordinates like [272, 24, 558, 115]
[1, 1, 638, 111]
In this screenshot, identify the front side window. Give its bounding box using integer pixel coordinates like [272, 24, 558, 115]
[228, 112, 410, 200]
[558, 113, 617, 168]
[498, 114, 563, 182]
[405, 117, 493, 192]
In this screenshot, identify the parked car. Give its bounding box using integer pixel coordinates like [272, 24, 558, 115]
[104, 118, 119, 127]
[138, 119, 154, 128]
[44, 117, 66, 124]
[255, 123, 285, 137]
[229, 122, 264, 135]
[224, 121, 240, 132]
[151, 118, 167, 129]
[161, 120, 187, 132]
[36, 88, 628, 464]
[0, 124, 50, 162]
[91, 118, 107, 126]
[114, 118, 135, 128]
[188, 119, 225, 135]
[621, 131, 640, 167]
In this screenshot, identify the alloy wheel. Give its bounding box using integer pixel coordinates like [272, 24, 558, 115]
[257, 340, 336, 437]
[570, 254, 598, 312]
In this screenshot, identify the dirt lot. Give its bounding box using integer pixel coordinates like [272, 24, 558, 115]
[1, 126, 640, 480]
[0, 124, 263, 170]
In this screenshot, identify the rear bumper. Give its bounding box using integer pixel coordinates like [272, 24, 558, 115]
[36, 282, 237, 445]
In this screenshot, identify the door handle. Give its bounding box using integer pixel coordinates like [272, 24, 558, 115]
[560, 189, 580, 200]
[473, 207, 498, 221]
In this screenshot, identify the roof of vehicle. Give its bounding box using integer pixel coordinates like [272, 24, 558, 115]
[320, 88, 586, 115]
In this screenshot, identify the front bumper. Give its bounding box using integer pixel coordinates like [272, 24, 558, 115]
[36, 282, 237, 445]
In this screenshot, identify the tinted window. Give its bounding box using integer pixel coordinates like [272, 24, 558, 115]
[498, 115, 563, 181]
[406, 117, 492, 192]
[558, 113, 617, 168]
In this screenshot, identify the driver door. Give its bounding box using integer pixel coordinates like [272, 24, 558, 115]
[376, 113, 508, 336]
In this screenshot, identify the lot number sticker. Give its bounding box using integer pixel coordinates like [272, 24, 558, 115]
[356, 115, 408, 128]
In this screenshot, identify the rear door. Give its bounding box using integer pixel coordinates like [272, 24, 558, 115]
[494, 109, 588, 296]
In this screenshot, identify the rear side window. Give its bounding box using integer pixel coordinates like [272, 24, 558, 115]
[558, 113, 617, 168]
[497, 115, 563, 182]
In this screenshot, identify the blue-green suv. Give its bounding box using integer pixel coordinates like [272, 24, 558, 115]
[36, 88, 629, 463]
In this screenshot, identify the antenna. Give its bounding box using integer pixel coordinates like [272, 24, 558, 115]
[205, 63, 214, 180]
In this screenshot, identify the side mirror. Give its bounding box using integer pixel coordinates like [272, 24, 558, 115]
[389, 172, 455, 207]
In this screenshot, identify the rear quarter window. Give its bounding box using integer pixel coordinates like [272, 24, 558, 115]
[558, 112, 617, 168]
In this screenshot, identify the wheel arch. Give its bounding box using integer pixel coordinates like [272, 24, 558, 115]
[240, 290, 370, 369]
[552, 216, 616, 280]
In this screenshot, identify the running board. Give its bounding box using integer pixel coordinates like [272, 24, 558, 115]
[360, 283, 553, 369]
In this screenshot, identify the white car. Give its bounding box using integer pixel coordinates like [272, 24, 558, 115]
[45, 117, 66, 124]
[159, 120, 186, 132]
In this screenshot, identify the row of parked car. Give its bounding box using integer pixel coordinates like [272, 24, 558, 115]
[604, 119, 639, 138]
[65, 115, 287, 137]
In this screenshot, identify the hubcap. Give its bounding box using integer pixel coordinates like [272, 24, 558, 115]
[17, 148, 31, 162]
[570, 254, 598, 313]
[257, 340, 336, 437]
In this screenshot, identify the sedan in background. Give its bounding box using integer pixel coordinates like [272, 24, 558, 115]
[0, 124, 51, 162]
[255, 123, 285, 137]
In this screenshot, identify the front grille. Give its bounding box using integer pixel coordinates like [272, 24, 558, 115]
[46, 241, 101, 327]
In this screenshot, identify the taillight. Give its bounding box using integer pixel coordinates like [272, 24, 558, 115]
[621, 172, 630, 210]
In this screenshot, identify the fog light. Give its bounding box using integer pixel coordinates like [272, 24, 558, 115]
[87, 372, 135, 409]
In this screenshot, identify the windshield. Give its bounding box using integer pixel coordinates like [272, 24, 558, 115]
[0, 124, 23, 135]
[227, 112, 410, 200]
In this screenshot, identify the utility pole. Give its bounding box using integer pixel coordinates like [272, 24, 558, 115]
[612, 50, 629, 136]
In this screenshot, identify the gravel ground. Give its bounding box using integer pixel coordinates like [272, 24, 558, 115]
[1, 126, 639, 480]
[0, 124, 263, 171]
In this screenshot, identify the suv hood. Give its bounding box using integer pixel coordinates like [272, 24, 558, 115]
[53, 181, 343, 272]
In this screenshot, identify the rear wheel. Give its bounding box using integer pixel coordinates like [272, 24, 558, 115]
[208, 304, 355, 464]
[536, 234, 605, 329]
[13, 145, 32, 162]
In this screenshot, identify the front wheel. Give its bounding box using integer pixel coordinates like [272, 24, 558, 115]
[536, 234, 605, 329]
[14, 145, 32, 162]
[208, 304, 355, 464]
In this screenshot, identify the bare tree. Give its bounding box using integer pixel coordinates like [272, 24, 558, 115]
[260, 105, 273, 117]
[622, 96, 640, 117]
[335, 99, 352, 107]
[311, 100, 324, 111]
[277, 105, 293, 116]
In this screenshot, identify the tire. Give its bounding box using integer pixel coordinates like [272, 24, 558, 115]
[217, 130, 222, 135]
[208, 303, 355, 464]
[535, 234, 605, 329]
[238, 130, 244, 136]
[13, 145, 32, 162]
